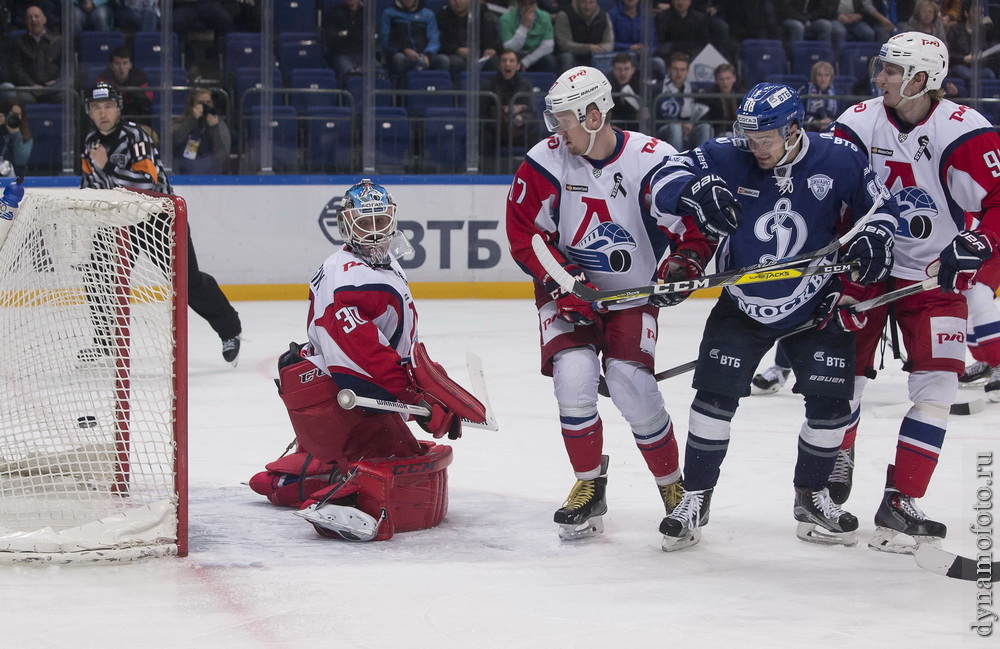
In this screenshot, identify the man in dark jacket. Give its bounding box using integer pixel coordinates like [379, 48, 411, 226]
[437, 0, 501, 74]
[380, 0, 449, 83]
[9, 4, 61, 104]
[481, 48, 535, 157]
[322, 0, 365, 80]
[95, 46, 153, 124]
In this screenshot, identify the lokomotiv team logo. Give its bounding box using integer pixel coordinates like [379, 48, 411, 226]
[894, 186, 937, 240]
[566, 222, 637, 273]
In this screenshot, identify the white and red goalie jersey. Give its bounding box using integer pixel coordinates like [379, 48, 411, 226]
[302, 247, 417, 403]
[506, 130, 713, 290]
[834, 97, 1000, 281]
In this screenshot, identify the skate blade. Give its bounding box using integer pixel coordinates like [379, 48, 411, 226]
[558, 516, 604, 540]
[868, 527, 942, 555]
[661, 528, 701, 552]
[795, 522, 858, 547]
[295, 504, 378, 542]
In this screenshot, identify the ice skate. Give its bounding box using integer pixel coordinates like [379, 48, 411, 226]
[295, 503, 381, 541]
[222, 336, 242, 367]
[827, 447, 854, 505]
[869, 465, 946, 554]
[554, 455, 608, 540]
[658, 478, 684, 516]
[659, 488, 712, 552]
[793, 486, 858, 547]
[751, 365, 790, 395]
[958, 360, 992, 387]
[985, 365, 1000, 403]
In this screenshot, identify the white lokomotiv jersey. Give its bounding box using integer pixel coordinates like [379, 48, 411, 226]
[506, 129, 712, 293]
[835, 97, 1000, 281]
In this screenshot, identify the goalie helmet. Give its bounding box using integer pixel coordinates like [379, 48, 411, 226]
[543, 65, 614, 133]
[337, 179, 411, 267]
[85, 82, 123, 111]
[871, 31, 949, 101]
[734, 83, 804, 136]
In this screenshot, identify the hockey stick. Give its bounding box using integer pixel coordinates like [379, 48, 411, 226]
[598, 275, 938, 398]
[914, 544, 1000, 582]
[532, 196, 883, 306]
[337, 389, 498, 430]
[465, 352, 500, 431]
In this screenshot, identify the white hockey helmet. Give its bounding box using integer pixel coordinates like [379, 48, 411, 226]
[543, 66, 614, 133]
[872, 31, 949, 101]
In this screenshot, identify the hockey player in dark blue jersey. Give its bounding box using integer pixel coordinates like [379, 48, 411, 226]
[648, 83, 900, 551]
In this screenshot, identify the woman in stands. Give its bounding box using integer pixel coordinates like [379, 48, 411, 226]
[0, 98, 33, 178]
[171, 88, 231, 175]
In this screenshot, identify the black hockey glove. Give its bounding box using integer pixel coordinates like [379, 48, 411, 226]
[843, 222, 894, 285]
[936, 230, 996, 293]
[677, 174, 740, 239]
[649, 249, 705, 308]
[543, 264, 602, 325]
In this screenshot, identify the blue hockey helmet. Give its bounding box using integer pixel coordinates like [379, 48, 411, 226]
[337, 179, 412, 266]
[734, 83, 804, 137]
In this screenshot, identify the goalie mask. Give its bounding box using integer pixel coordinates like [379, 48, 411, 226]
[337, 179, 413, 267]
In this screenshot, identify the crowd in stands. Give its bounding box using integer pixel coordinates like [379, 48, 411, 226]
[1, 0, 1000, 175]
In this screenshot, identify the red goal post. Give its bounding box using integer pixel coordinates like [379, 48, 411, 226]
[0, 187, 187, 563]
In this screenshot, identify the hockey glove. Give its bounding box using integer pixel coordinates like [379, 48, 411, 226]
[650, 249, 705, 307]
[543, 264, 601, 325]
[843, 222, 894, 285]
[413, 392, 461, 440]
[677, 174, 740, 239]
[814, 279, 878, 333]
[936, 230, 996, 293]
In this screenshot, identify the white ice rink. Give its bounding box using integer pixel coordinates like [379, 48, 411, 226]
[5, 297, 999, 648]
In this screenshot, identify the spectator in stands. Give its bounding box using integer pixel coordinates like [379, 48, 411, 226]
[902, 0, 947, 39]
[498, 0, 557, 72]
[437, 0, 501, 74]
[0, 98, 33, 177]
[941, 0, 961, 26]
[609, 0, 666, 78]
[9, 5, 61, 104]
[115, 0, 159, 31]
[715, 0, 779, 41]
[10, 1, 60, 29]
[173, 0, 233, 76]
[172, 88, 232, 175]
[835, 1, 895, 44]
[947, 0, 999, 86]
[655, 0, 711, 60]
[381, 0, 449, 84]
[800, 60, 837, 131]
[608, 51, 643, 131]
[656, 51, 711, 151]
[481, 48, 536, 156]
[700, 62, 744, 137]
[778, 0, 840, 47]
[74, 0, 113, 31]
[554, 0, 614, 70]
[96, 47, 153, 123]
[322, 0, 366, 80]
[691, 0, 733, 58]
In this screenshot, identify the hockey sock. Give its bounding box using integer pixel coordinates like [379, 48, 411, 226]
[684, 393, 736, 491]
[559, 406, 605, 478]
[840, 418, 858, 450]
[793, 438, 841, 489]
[893, 413, 946, 498]
[795, 395, 851, 488]
[630, 410, 680, 482]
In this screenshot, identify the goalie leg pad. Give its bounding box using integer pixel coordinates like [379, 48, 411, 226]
[410, 342, 487, 423]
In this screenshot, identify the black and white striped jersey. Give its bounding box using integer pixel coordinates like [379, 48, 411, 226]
[80, 120, 172, 194]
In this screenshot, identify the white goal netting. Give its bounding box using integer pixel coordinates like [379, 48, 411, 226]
[0, 188, 186, 563]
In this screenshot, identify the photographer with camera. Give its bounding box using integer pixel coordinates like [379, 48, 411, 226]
[170, 87, 231, 175]
[0, 98, 33, 177]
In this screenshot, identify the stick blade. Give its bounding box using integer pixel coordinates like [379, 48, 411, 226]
[950, 397, 985, 416]
[466, 352, 499, 431]
[913, 544, 998, 581]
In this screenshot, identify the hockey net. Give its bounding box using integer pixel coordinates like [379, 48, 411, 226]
[0, 188, 187, 563]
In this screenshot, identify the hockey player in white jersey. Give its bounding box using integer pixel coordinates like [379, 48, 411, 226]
[650, 82, 899, 551]
[505, 66, 727, 540]
[833, 32, 1000, 552]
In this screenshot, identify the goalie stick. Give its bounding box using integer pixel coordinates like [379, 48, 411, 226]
[914, 544, 999, 582]
[532, 196, 883, 306]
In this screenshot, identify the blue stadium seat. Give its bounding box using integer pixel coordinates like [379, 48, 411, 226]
[838, 42, 881, 82]
[27, 105, 63, 173]
[422, 107, 467, 173]
[346, 75, 393, 108]
[374, 107, 410, 173]
[405, 69, 453, 117]
[740, 39, 787, 86]
[275, 0, 318, 33]
[224, 33, 265, 76]
[520, 71, 556, 116]
[979, 80, 1000, 124]
[767, 73, 808, 89]
[288, 68, 340, 112]
[943, 77, 968, 98]
[79, 31, 126, 67]
[791, 40, 834, 78]
[306, 106, 353, 172]
[277, 34, 326, 78]
[146, 67, 189, 113]
[133, 32, 181, 69]
[236, 68, 285, 112]
[247, 105, 300, 171]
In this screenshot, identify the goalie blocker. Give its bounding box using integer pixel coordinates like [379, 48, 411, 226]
[249, 342, 483, 541]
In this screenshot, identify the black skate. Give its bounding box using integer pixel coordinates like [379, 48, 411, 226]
[827, 447, 854, 505]
[554, 455, 608, 540]
[751, 365, 790, 395]
[659, 488, 712, 552]
[793, 486, 858, 546]
[658, 478, 684, 516]
[959, 360, 992, 387]
[222, 336, 242, 367]
[869, 465, 947, 554]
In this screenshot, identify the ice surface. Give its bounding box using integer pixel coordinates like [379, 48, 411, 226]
[5, 298, 996, 648]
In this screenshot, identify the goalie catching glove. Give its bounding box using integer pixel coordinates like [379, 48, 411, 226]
[935, 229, 997, 293]
[543, 263, 602, 325]
[402, 342, 489, 440]
[650, 248, 705, 307]
[814, 278, 879, 333]
[676, 174, 740, 239]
